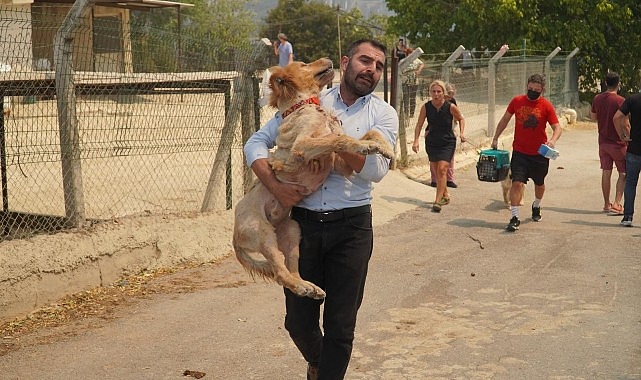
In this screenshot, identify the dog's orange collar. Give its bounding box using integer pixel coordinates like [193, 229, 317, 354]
[282, 97, 320, 118]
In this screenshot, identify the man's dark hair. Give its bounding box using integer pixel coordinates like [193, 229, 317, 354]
[527, 73, 546, 87]
[605, 71, 620, 88]
[346, 39, 387, 57]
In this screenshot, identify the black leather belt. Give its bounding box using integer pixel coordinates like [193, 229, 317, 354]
[292, 204, 371, 223]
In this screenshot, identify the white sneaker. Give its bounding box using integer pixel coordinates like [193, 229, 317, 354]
[620, 215, 633, 227]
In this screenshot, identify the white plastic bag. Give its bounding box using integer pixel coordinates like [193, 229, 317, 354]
[1, 63, 11, 115]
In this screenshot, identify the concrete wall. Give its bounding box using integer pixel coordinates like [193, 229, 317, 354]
[0, 209, 235, 322]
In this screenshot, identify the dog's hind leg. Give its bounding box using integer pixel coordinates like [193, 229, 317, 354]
[501, 178, 511, 206]
[234, 206, 321, 299]
[276, 220, 325, 299]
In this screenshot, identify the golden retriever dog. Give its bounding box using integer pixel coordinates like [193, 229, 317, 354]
[558, 106, 577, 125]
[502, 168, 525, 206]
[233, 58, 393, 299]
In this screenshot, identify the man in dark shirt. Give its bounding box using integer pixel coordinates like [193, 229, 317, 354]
[613, 84, 641, 227]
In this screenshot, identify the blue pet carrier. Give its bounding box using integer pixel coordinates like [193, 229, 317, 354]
[476, 149, 510, 182]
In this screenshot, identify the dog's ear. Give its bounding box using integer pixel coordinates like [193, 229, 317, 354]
[268, 67, 286, 108]
[269, 68, 302, 108]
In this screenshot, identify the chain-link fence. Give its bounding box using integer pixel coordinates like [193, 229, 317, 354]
[1, 4, 272, 241]
[0, 3, 580, 243]
[393, 46, 579, 166]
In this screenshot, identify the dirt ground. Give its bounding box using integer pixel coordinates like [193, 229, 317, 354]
[1, 121, 639, 379]
[0, 121, 597, 350]
[0, 258, 236, 357]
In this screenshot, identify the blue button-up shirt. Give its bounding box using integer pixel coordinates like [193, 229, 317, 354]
[244, 86, 399, 211]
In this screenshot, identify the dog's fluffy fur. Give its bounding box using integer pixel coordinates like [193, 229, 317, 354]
[559, 107, 577, 124]
[233, 58, 393, 299]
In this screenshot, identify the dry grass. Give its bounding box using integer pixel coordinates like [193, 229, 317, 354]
[0, 259, 231, 357]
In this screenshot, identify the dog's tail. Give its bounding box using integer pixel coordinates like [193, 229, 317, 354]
[232, 240, 276, 281]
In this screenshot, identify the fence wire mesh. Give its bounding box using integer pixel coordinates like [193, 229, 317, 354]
[0, 5, 580, 243]
[1, 5, 270, 241]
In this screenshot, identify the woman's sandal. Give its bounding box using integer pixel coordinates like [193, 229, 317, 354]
[608, 203, 624, 216]
[432, 199, 447, 212]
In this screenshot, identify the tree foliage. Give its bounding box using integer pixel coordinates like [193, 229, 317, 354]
[260, 0, 388, 65]
[386, 0, 641, 98]
[130, 0, 257, 72]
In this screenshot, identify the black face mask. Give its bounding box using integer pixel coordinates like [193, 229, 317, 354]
[527, 89, 541, 100]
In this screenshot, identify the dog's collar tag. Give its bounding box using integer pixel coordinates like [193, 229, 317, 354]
[282, 97, 320, 118]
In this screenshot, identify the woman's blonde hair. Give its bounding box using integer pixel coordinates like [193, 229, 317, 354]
[429, 80, 447, 93]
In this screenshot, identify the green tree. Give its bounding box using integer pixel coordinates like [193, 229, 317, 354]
[130, 0, 257, 72]
[261, 0, 386, 64]
[386, 0, 641, 98]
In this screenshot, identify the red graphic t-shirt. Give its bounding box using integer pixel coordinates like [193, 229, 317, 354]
[508, 95, 559, 155]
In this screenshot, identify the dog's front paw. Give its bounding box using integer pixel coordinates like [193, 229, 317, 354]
[360, 143, 393, 159]
[376, 145, 394, 159]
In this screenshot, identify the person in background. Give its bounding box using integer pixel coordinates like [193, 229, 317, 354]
[429, 82, 459, 188]
[590, 71, 626, 215]
[400, 47, 424, 117]
[460, 49, 475, 80]
[412, 80, 466, 212]
[491, 73, 562, 232]
[274, 32, 294, 67]
[613, 81, 641, 227]
[244, 39, 398, 379]
[394, 37, 407, 60]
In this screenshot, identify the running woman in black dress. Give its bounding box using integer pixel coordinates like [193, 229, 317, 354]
[412, 80, 466, 212]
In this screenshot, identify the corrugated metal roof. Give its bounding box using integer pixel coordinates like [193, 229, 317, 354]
[35, 0, 193, 10]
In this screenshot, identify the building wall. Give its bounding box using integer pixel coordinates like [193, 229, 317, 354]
[1, 3, 130, 73]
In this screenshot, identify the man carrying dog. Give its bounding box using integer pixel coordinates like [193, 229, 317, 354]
[244, 39, 398, 379]
[491, 73, 562, 232]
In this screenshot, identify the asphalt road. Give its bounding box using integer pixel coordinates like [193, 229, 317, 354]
[1, 126, 640, 379]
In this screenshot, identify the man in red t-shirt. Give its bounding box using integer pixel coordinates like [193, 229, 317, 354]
[492, 73, 563, 232]
[590, 72, 626, 215]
